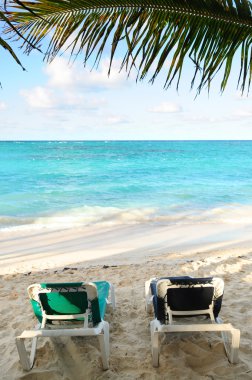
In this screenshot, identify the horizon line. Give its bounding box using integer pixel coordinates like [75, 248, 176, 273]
[1, 139, 252, 143]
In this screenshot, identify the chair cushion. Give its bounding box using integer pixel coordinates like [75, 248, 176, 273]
[150, 276, 224, 323]
[28, 281, 110, 326]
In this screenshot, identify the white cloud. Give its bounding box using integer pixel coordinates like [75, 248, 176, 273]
[85, 59, 126, 89]
[232, 108, 252, 118]
[20, 87, 56, 109]
[20, 57, 127, 112]
[45, 57, 128, 90]
[105, 114, 129, 125]
[45, 58, 74, 88]
[0, 101, 7, 110]
[20, 87, 106, 111]
[20, 85, 107, 111]
[149, 101, 182, 113]
[59, 92, 106, 109]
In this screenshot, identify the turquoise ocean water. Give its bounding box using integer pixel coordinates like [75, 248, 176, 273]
[1, 140, 252, 230]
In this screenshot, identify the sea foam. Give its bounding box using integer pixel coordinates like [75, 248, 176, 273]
[1, 204, 252, 231]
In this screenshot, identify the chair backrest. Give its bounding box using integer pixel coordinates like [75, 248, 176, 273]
[155, 277, 224, 324]
[28, 282, 102, 326]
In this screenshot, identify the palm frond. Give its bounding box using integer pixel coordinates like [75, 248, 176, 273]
[0, 8, 25, 70]
[6, 0, 252, 93]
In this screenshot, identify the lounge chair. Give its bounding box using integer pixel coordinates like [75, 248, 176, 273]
[145, 276, 240, 367]
[16, 281, 115, 371]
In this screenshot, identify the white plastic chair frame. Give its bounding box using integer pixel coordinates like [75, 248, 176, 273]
[16, 282, 116, 371]
[145, 278, 240, 367]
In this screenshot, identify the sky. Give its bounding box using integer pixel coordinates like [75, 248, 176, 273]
[0, 36, 252, 140]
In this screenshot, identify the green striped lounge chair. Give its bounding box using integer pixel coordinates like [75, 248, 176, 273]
[145, 276, 240, 367]
[16, 281, 115, 371]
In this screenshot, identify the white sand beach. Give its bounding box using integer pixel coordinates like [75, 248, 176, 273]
[1, 222, 252, 379]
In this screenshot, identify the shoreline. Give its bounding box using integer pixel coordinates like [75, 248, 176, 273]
[1, 221, 252, 275]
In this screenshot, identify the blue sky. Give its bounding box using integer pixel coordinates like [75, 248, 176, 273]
[0, 42, 252, 140]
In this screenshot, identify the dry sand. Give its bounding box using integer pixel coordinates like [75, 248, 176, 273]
[0, 222, 252, 379]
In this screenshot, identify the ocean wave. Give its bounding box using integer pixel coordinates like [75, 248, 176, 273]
[1, 204, 252, 231]
[0, 216, 36, 228]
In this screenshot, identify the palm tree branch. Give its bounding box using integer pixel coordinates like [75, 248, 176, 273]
[5, 0, 252, 93]
[8, 0, 252, 28]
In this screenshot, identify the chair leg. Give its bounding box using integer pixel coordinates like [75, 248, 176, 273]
[16, 336, 38, 371]
[146, 299, 153, 314]
[145, 280, 153, 314]
[217, 318, 240, 364]
[110, 284, 116, 309]
[150, 321, 159, 367]
[98, 322, 109, 370]
[221, 328, 240, 364]
[30, 336, 38, 367]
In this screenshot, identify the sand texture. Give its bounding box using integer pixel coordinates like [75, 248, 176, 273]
[0, 223, 252, 379]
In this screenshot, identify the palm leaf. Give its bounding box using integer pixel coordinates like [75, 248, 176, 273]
[0, 8, 25, 70]
[6, 0, 252, 93]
